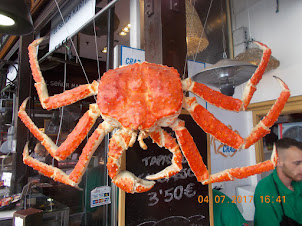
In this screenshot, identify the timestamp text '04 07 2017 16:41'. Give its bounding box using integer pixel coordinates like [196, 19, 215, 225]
[198, 195, 255, 204]
[198, 195, 286, 204]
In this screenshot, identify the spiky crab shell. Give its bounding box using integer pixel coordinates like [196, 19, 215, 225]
[97, 62, 183, 130]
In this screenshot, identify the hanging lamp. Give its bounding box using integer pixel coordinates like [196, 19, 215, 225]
[0, 0, 33, 35]
[191, 0, 258, 96]
[192, 59, 257, 96]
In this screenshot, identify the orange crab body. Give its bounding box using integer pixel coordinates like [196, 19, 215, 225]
[18, 38, 290, 193]
[97, 62, 183, 130]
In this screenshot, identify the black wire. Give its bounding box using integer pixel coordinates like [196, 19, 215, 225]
[276, 0, 279, 13]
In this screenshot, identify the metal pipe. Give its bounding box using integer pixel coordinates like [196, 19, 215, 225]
[39, 0, 120, 63]
[130, 0, 141, 48]
[106, 2, 115, 225]
[226, 0, 234, 59]
[106, 0, 115, 71]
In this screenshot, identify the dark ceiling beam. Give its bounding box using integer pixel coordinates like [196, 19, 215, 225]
[0, 36, 19, 61]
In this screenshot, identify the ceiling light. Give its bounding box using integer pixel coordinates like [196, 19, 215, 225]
[119, 31, 127, 36]
[0, 14, 15, 26]
[127, 24, 131, 28]
[102, 47, 107, 53]
[0, 0, 33, 35]
[122, 27, 130, 32]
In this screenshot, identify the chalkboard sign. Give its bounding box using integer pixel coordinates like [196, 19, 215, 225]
[120, 113, 212, 226]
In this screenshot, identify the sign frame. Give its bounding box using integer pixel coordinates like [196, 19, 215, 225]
[118, 111, 213, 226]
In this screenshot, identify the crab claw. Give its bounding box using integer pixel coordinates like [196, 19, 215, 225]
[113, 171, 155, 193]
[107, 129, 155, 193]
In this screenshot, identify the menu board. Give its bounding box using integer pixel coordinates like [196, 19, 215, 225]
[120, 113, 211, 226]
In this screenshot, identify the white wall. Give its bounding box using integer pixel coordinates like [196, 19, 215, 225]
[230, 0, 302, 182]
[189, 0, 302, 212]
[232, 0, 302, 102]
[202, 0, 302, 219]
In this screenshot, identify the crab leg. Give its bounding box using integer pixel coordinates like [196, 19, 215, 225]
[241, 42, 271, 110]
[107, 129, 155, 193]
[183, 41, 271, 112]
[243, 77, 290, 148]
[183, 97, 245, 149]
[146, 128, 183, 180]
[23, 121, 115, 188]
[184, 75, 290, 150]
[23, 142, 79, 188]
[69, 121, 115, 183]
[28, 37, 98, 110]
[170, 119, 209, 182]
[18, 99, 101, 161]
[203, 144, 278, 184]
[182, 78, 242, 112]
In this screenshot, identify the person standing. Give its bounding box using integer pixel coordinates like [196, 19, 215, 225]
[254, 138, 302, 225]
[213, 188, 248, 225]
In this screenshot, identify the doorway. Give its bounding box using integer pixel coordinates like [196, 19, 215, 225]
[248, 95, 302, 178]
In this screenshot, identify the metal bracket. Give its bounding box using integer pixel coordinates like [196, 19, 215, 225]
[145, 0, 154, 17]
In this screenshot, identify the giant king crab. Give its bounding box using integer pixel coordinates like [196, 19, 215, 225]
[18, 38, 290, 193]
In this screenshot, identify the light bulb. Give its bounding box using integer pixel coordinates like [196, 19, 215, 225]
[0, 14, 15, 26]
[123, 27, 129, 32]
